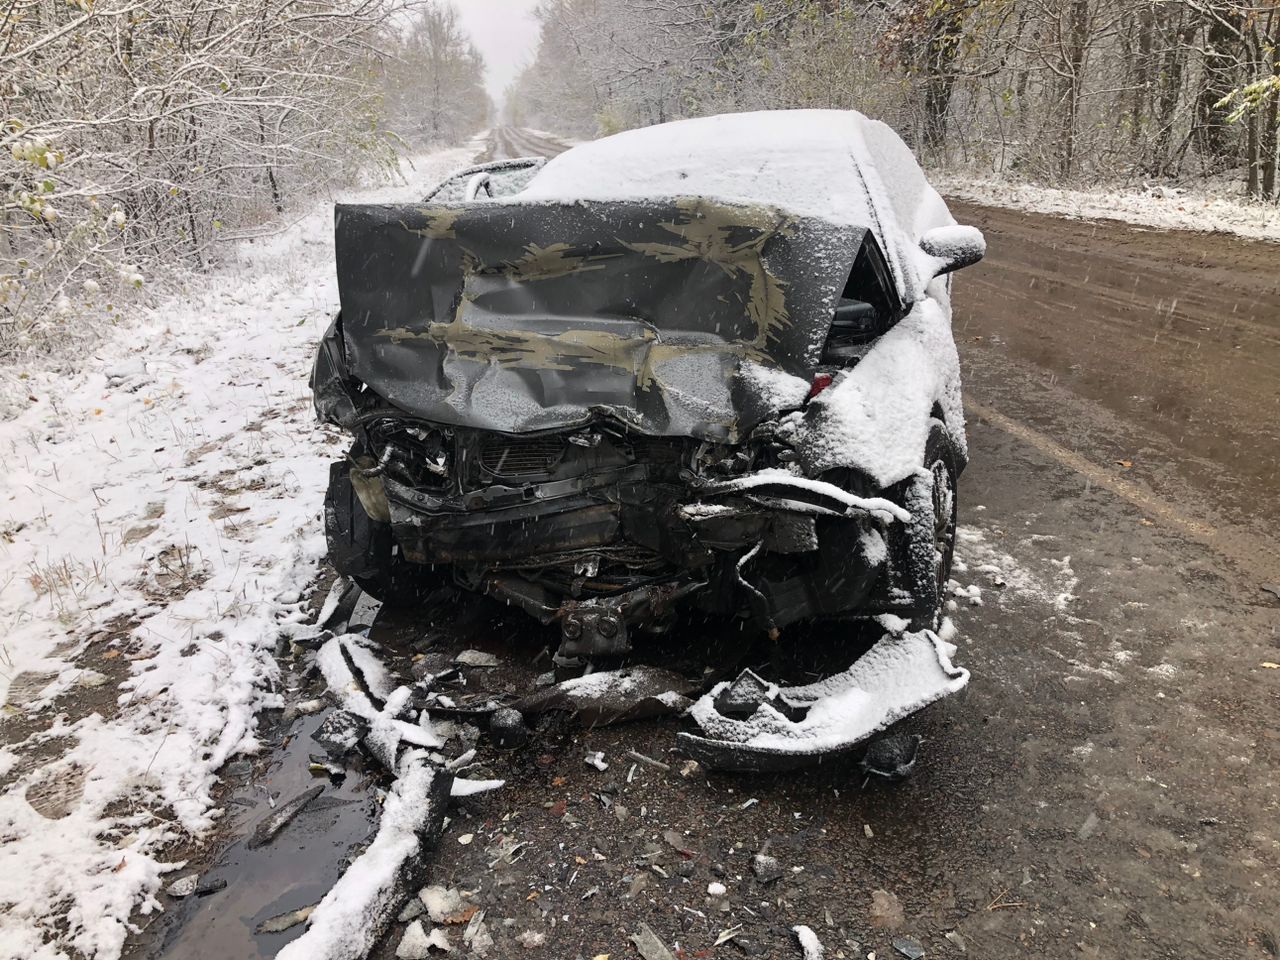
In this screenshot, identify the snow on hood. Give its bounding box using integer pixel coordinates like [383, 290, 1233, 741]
[521, 109, 957, 304]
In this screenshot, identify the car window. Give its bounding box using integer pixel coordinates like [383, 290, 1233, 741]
[422, 157, 547, 202]
[823, 233, 904, 365]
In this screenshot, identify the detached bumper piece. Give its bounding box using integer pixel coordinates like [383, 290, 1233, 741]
[678, 630, 969, 771]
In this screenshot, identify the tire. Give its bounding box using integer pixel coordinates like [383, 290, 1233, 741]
[324, 460, 440, 607]
[904, 421, 959, 632]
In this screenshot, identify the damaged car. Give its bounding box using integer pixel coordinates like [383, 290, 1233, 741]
[313, 110, 983, 765]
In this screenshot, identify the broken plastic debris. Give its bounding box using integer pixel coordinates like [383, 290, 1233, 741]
[311, 710, 370, 758]
[463, 909, 494, 956]
[397, 898, 425, 922]
[715, 926, 743, 947]
[516, 930, 547, 948]
[680, 631, 967, 770]
[585, 750, 609, 771]
[707, 881, 727, 896]
[663, 828, 697, 858]
[449, 777, 506, 797]
[893, 936, 925, 959]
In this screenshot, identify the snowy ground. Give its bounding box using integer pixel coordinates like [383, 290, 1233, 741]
[0, 145, 476, 959]
[933, 172, 1280, 242]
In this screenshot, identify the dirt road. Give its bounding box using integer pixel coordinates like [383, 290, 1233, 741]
[131, 132, 1280, 960]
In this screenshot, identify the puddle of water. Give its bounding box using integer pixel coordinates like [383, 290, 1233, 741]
[143, 709, 382, 959]
[137, 590, 390, 959]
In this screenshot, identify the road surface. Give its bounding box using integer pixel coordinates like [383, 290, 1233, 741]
[134, 129, 1280, 960]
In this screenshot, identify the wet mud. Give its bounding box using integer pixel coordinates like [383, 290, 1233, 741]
[951, 200, 1280, 575]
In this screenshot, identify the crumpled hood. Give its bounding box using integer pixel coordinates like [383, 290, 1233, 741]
[334, 198, 862, 441]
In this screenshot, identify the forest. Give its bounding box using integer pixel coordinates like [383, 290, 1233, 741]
[509, 1, 1280, 197]
[1, 1, 489, 355]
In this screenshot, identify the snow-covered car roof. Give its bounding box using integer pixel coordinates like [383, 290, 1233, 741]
[521, 110, 955, 304]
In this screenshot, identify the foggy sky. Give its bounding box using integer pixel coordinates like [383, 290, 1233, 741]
[455, 0, 542, 104]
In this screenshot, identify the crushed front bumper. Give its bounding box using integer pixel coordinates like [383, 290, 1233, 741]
[678, 629, 969, 770]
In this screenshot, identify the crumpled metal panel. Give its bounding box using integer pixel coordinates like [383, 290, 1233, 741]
[333, 198, 863, 441]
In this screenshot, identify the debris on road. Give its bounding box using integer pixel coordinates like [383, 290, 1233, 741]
[793, 924, 825, 959]
[311, 710, 371, 759]
[627, 750, 671, 772]
[419, 885, 466, 923]
[193, 877, 227, 897]
[630, 921, 677, 960]
[663, 829, 698, 858]
[397, 899, 425, 922]
[395, 920, 451, 958]
[512, 665, 695, 727]
[893, 935, 926, 959]
[715, 926, 743, 946]
[164, 875, 199, 898]
[255, 904, 316, 934]
[463, 909, 494, 955]
[318, 576, 363, 633]
[861, 733, 923, 784]
[752, 853, 784, 883]
[488, 707, 529, 748]
[246, 785, 324, 849]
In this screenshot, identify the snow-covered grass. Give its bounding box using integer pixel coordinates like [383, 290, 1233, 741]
[0, 146, 476, 959]
[933, 172, 1280, 243]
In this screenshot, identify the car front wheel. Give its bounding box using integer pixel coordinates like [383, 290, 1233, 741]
[904, 420, 959, 631]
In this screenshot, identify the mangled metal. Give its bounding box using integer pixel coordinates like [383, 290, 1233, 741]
[323, 198, 861, 440]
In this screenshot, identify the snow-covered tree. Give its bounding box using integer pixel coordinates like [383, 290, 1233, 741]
[0, 0, 491, 361]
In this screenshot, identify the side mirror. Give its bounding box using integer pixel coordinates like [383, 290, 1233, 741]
[919, 225, 986, 276]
